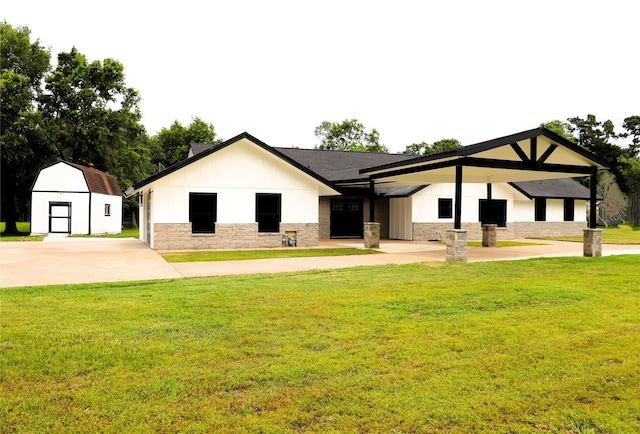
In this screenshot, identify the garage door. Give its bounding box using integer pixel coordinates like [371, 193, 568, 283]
[49, 202, 71, 233]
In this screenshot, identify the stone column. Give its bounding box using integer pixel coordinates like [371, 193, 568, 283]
[482, 224, 497, 247]
[583, 228, 602, 257]
[364, 222, 380, 249]
[446, 229, 467, 262]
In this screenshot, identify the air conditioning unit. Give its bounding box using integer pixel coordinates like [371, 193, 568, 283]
[282, 231, 297, 247]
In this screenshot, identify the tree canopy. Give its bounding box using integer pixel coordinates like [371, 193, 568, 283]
[0, 22, 54, 233]
[149, 117, 221, 167]
[314, 119, 388, 153]
[403, 138, 462, 156]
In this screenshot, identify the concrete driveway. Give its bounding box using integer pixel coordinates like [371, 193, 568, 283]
[0, 237, 182, 288]
[2, 237, 640, 288]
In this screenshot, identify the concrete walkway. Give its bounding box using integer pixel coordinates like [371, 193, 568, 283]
[1, 237, 639, 288]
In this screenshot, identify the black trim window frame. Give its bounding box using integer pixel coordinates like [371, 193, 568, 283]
[564, 198, 575, 222]
[189, 192, 217, 234]
[105, 204, 111, 216]
[479, 199, 507, 227]
[535, 198, 547, 222]
[256, 193, 281, 233]
[438, 198, 453, 219]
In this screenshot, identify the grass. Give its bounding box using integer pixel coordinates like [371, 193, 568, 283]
[0, 222, 42, 241]
[162, 247, 381, 262]
[2, 255, 640, 433]
[463, 240, 546, 248]
[536, 223, 640, 244]
[70, 227, 140, 239]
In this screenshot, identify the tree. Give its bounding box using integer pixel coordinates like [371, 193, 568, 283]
[314, 119, 388, 153]
[540, 120, 576, 143]
[619, 116, 640, 225]
[0, 22, 53, 234]
[621, 116, 640, 157]
[150, 117, 221, 167]
[40, 47, 145, 171]
[403, 138, 461, 155]
[567, 114, 622, 167]
[597, 171, 627, 226]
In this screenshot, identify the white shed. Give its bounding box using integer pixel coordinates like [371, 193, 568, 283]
[31, 161, 122, 235]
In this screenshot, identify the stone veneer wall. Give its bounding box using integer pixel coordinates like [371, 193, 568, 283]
[319, 198, 331, 240]
[412, 221, 586, 241]
[512, 221, 586, 238]
[153, 223, 319, 250]
[412, 223, 514, 241]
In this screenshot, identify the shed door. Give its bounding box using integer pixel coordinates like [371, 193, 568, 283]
[330, 199, 363, 238]
[49, 202, 71, 233]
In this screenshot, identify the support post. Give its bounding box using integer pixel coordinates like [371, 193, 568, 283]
[584, 228, 602, 257]
[364, 222, 380, 249]
[454, 165, 462, 230]
[584, 167, 602, 257]
[446, 229, 467, 262]
[589, 167, 598, 229]
[369, 179, 376, 222]
[482, 224, 497, 247]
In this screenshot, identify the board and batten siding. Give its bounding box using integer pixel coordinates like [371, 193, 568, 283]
[389, 197, 412, 240]
[411, 183, 519, 223]
[149, 140, 324, 226]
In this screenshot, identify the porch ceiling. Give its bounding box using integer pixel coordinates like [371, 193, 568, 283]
[361, 127, 607, 186]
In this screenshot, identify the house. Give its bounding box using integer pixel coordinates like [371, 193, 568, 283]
[126, 129, 603, 250]
[31, 161, 122, 235]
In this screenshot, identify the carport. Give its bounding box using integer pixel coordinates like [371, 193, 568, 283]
[361, 127, 608, 261]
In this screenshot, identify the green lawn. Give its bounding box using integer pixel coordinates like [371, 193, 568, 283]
[0, 222, 42, 241]
[536, 223, 640, 244]
[162, 247, 381, 262]
[2, 255, 640, 433]
[70, 227, 140, 239]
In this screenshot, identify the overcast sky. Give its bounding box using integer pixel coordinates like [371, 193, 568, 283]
[4, 0, 638, 153]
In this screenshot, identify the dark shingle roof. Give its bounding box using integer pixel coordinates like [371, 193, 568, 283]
[187, 140, 596, 200]
[275, 148, 417, 183]
[189, 143, 216, 157]
[510, 178, 598, 200]
[189, 142, 418, 184]
[65, 162, 122, 196]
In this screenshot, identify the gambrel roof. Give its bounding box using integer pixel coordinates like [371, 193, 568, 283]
[64, 162, 122, 196]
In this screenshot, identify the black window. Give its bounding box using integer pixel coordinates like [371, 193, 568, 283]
[535, 198, 547, 222]
[256, 193, 281, 233]
[479, 199, 507, 227]
[438, 198, 453, 219]
[105, 204, 111, 216]
[564, 198, 575, 222]
[189, 193, 217, 233]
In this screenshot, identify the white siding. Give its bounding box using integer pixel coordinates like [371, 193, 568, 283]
[148, 139, 326, 225]
[30, 192, 90, 234]
[389, 198, 412, 240]
[90, 193, 122, 234]
[513, 199, 588, 223]
[411, 183, 517, 223]
[547, 199, 565, 222]
[32, 162, 89, 193]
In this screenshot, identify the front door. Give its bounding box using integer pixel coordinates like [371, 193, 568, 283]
[49, 202, 71, 233]
[330, 199, 363, 238]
